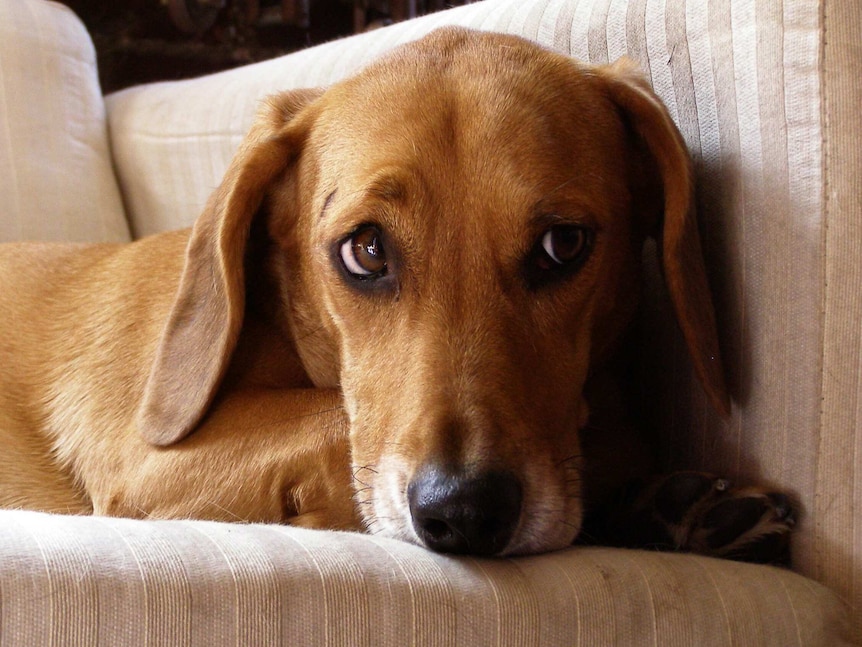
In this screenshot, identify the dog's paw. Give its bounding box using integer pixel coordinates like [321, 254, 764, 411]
[595, 471, 797, 566]
[682, 483, 796, 565]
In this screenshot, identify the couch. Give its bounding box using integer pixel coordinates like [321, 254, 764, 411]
[0, 0, 858, 644]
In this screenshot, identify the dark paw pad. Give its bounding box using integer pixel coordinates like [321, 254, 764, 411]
[594, 472, 797, 566]
[687, 490, 796, 565]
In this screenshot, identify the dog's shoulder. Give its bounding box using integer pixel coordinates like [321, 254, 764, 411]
[0, 229, 189, 291]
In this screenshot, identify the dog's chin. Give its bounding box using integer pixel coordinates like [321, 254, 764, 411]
[501, 508, 583, 557]
[354, 456, 583, 557]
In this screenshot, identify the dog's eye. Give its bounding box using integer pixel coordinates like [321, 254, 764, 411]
[339, 226, 387, 279]
[536, 224, 594, 271]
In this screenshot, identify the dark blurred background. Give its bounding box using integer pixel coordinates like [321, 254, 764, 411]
[61, 1, 475, 93]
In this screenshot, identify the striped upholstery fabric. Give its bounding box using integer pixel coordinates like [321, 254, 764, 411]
[817, 0, 862, 636]
[0, 510, 851, 646]
[1, 0, 860, 643]
[0, 0, 130, 243]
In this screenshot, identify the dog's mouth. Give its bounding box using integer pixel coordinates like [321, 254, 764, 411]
[354, 455, 583, 556]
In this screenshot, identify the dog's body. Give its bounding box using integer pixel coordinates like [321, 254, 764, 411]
[0, 236, 358, 527]
[0, 28, 794, 560]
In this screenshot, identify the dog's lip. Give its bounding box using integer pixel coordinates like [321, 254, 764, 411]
[355, 453, 583, 556]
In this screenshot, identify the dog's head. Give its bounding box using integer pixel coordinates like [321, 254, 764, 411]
[137, 28, 728, 555]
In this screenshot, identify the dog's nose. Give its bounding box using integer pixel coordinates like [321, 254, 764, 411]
[407, 468, 522, 555]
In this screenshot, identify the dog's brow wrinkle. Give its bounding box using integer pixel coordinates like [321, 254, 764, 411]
[320, 190, 337, 219]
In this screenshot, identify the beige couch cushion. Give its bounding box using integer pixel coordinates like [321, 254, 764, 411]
[0, 0, 129, 243]
[0, 510, 852, 646]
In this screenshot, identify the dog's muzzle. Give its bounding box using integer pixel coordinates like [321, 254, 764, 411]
[407, 467, 522, 555]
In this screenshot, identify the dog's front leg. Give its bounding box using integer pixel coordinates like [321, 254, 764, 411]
[86, 389, 361, 530]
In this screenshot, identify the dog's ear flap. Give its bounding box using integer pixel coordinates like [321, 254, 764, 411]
[600, 59, 730, 417]
[137, 88, 324, 446]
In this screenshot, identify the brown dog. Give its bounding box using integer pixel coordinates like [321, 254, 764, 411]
[0, 28, 794, 559]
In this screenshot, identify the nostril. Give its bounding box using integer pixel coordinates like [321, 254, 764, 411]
[420, 517, 457, 545]
[422, 517, 450, 539]
[408, 468, 522, 556]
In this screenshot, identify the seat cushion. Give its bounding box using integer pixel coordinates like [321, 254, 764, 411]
[0, 510, 852, 646]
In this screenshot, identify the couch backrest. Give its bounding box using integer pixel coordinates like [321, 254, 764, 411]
[0, 0, 130, 243]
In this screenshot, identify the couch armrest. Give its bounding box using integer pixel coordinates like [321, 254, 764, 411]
[0, 0, 130, 243]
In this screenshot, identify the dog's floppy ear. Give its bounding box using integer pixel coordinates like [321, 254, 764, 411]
[600, 59, 730, 417]
[137, 88, 324, 446]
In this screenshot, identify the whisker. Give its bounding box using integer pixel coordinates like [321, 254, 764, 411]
[132, 503, 154, 520]
[203, 499, 249, 523]
[555, 453, 583, 468]
[282, 405, 345, 422]
[352, 464, 379, 490]
[292, 324, 327, 344]
[353, 465, 379, 475]
[538, 176, 579, 203]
